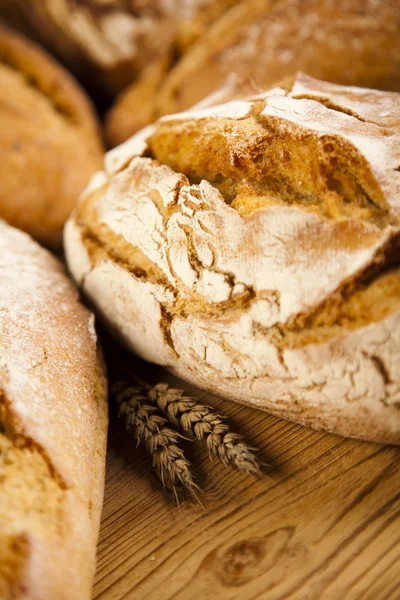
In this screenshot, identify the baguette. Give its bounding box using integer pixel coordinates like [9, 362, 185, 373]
[0, 222, 108, 600]
[65, 74, 400, 444]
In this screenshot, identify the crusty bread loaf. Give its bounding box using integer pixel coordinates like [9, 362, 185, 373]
[0, 222, 108, 599]
[106, 0, 400, 146]
[0, 25, 103, 247]
[65, 73, 400, 445]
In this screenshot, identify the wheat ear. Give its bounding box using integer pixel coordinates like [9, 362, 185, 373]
[148, 383, 262, 476]
[113, 383, 198, 494]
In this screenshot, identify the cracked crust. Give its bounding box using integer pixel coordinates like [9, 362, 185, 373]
[66, 74, 400, 444]
[0, 25, 103, 247]
[105, 0, 400, 145]
[0, 222, 108, 600]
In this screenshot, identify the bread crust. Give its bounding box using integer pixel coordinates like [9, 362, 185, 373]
[66, 74, 400, 444]
[106, 0, 400, 145]
[0, 25, 103, 247]
[0, 222, 108, 599]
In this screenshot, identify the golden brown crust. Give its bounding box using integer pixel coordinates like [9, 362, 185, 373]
[148, 82, 399, 225]
[66, 74, 400, 445]
[0, 25, 103, 247]
[106, 0, 400, 145]
[0, 222, 108, 600]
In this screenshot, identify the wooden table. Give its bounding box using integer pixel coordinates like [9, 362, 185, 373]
[93, 367, 400, 600]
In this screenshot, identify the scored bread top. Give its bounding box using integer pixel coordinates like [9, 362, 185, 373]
[66, 73, 400, 443]
[91, 73, 400, 326]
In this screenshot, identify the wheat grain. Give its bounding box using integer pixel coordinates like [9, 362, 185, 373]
[113, 384, 198, 493]
[148, 383, 262, 476]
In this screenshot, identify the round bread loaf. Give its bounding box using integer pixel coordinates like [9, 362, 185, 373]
[106, 0, 400, 145]
[0, 221, 108, 599]
[65, 73, 400, 445]
[0, 25, 103, 247]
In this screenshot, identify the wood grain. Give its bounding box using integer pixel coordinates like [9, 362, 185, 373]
[94, 362, 400, 600]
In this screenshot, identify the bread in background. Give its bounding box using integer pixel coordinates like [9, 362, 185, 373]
[0, 25, 103, 247]
[106, 0, 400, 146]
[0, 0, 241, 98]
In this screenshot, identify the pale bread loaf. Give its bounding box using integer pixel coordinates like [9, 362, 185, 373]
[0, 222, 108, 599]
[65, 74, 400, 444]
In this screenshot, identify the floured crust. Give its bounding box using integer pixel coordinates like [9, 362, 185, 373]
[66, 74, 400, 444]
[0, 25, 103, 247]
[105, 0, 400, 145]
[0, 222, 108, 599]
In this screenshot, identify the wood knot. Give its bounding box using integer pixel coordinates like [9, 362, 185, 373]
[216, 539, 266, 586]
[204, 527, 295, 588]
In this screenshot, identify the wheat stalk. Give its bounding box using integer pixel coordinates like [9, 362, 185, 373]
[113, 383, 198, 495]
[148, 383, 262, 476]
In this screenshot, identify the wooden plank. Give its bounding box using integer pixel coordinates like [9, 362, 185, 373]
[93, 367, 400, 600]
